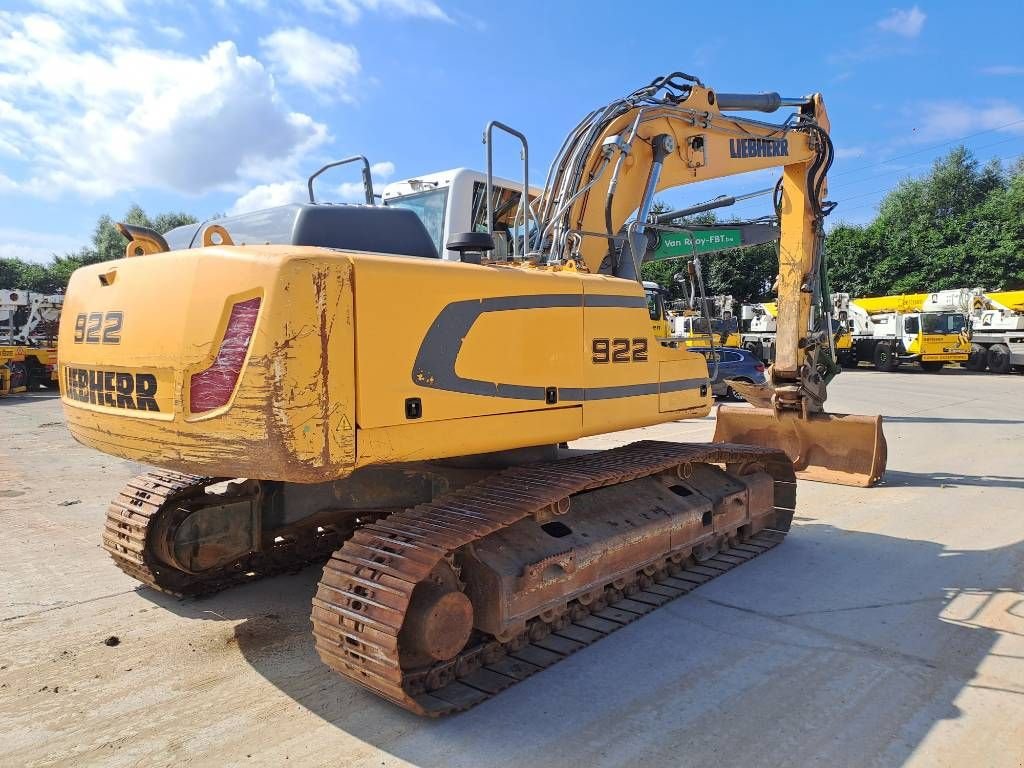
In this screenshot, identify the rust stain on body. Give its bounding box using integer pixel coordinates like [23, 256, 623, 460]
[313, 269, 332, 467]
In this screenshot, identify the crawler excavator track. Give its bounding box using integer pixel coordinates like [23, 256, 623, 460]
[102, 471, 385, 597]
[312, 440, 795, 716]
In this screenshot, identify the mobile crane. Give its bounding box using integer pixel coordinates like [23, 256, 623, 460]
[927, 288, 1024, 373]
[61, 73, 886, 716]
[837, 293, 970, 371]
[0, 289, 62, 396]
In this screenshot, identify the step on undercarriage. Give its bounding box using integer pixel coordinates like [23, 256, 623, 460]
[103, 440, 795, 715]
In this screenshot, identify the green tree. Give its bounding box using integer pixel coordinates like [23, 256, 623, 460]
[824, 146, 1024, 296]
[0, 205, 198, 292]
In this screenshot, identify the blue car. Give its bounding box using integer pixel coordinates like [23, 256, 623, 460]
[689, 346, 767, 400]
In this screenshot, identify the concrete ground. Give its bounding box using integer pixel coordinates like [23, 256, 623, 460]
[1, 368, 1022, 768]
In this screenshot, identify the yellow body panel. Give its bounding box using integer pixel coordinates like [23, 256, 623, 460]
[852, 294, 929, 314]
[61, 247, 357, 482]
[910, 333, 969, 361]
[0, 345, 27, 363]
[988, 290, 1024, 313]
[650, 318, 670, 338]
[0, 345, 56, 395]
[0, 345, 27, 395]
[61, 248, 711, 481]
[676, 332, 741, 349]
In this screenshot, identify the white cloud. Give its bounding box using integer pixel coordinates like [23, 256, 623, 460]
[909, 100, 1024, 143]
[155, 24, 185, 41]
[229, 180, 308, 214]
[31, 0, 128, 17]
[259, 27, 360, 100]
[0, 226, 83, 264]
[835, 146, 866, 159]
[230, 160, 396, 214]
[877, 6, 926, 38]
[298, 0, 451, 24]
[981, 65, 1024, 76]
[0, 11, 330, 199]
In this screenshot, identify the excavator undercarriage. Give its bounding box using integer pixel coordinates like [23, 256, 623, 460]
[104, 440, 794, 715]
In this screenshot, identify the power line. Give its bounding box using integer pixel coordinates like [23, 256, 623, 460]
[830, 117, 1024, 180]
[833, 150, 1024, 204]
[829, 135, 1022, 192]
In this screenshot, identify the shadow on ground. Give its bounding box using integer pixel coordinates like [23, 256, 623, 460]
[845, 365, 1021, 377]
[882, 470, 1024, 490]
[884, 415, 1024, 425]
[135, 521, 1024, 767]
[0, 390, 60, 407]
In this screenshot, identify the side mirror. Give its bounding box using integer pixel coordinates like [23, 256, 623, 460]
[446, 232, 496, 264]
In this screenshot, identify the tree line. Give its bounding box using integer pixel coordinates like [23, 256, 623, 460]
[0, 205, 196, 293]
[642, 146, 1024, 303]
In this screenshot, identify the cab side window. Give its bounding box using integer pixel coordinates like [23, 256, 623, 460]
[904, 316, 919, 334]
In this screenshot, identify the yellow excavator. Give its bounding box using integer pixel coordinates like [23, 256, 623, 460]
[60, 73, 886, 716]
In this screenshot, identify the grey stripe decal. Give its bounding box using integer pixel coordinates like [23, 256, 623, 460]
[411, 293, 708, 402]
[584, 294, 648, 309]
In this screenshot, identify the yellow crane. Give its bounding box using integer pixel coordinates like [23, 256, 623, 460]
[60, 73, 886, 716]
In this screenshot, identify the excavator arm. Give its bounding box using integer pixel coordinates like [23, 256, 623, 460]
[532, 73, 885, 486]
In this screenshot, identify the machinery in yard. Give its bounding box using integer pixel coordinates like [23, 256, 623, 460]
[643, 280, 672, 338]
[644, 280, 740, 348]
[739, 300, 779, 361]
[740, 294, 854, 365]
[0, 289, 62, 396]
[930, 288, 1024, 374]
[836, 293, 970, 372]
[668, 293, 741, 348]
[60, 73, 886, 715]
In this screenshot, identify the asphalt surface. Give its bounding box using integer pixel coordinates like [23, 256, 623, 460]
[1, 368, 1022, 767]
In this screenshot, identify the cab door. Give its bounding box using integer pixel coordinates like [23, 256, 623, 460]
[902, 314, 920, 354]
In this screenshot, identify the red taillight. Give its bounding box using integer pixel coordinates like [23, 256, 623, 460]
[756, 364, 765, 372]
[189, 297, 261, 413]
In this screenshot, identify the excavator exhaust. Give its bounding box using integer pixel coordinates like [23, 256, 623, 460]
[714, 404, 886, 488]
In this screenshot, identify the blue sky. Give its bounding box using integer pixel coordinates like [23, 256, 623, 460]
[1, 0, 1022, 263]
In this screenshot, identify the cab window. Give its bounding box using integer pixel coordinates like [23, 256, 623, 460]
[903, 316, 920, 334]
[383, 187, 448, 255]
[646, 291, 664, 321]
[921, 313, 966, 334]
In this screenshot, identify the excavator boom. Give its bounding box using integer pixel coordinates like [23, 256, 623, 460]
[531, 73, 886, 486]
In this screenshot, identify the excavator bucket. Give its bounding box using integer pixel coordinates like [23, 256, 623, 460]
[714, 404, 887, 488]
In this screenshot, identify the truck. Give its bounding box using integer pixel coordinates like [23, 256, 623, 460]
[0, 289, 62, 396]
[925, 288, 1024, 374]
[739, 301, 778, 361]
[668, 294, 740, 348]
[836, 293, 970, 372]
